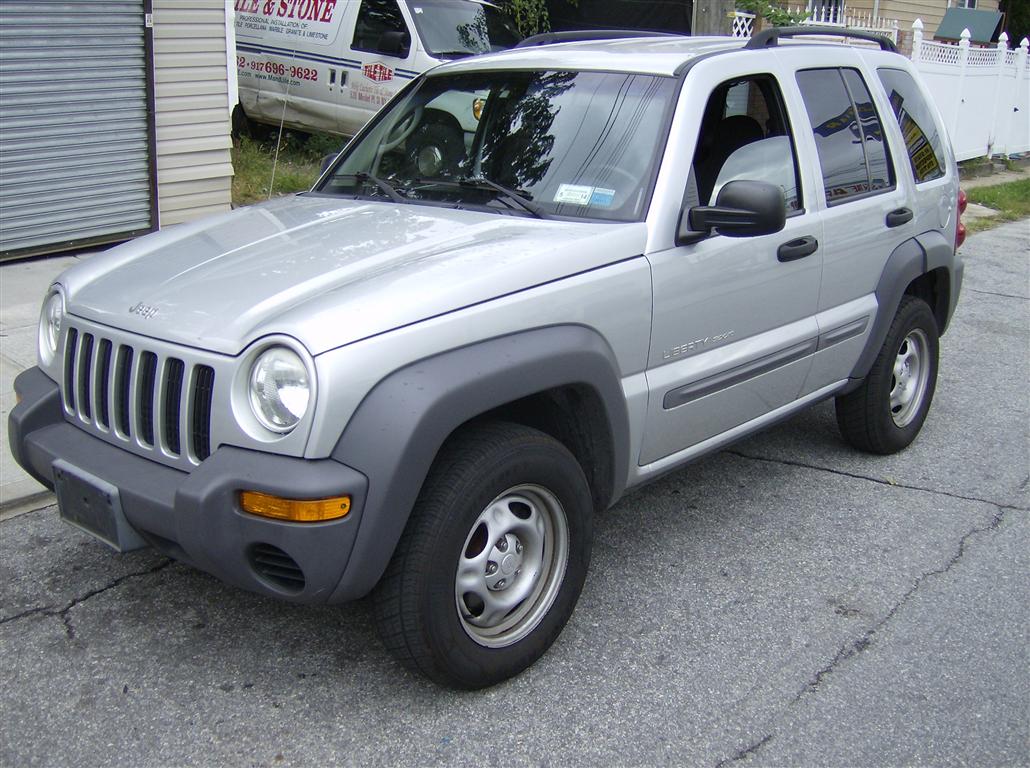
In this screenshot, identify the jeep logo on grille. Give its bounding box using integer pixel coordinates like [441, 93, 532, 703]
[129, 302, 158, 319]
[363, 63, 393, 82]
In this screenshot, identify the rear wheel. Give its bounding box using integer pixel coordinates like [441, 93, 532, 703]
[835, 295, 939, 454]
[373, 421, 592, 689]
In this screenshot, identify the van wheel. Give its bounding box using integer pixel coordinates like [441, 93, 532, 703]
[408, 120, 463, 178]
[373, 422, 592, 689]
[835, 296, 939, 454]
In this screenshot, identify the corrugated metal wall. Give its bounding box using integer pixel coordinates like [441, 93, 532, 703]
[0, 0, 157, 259]
[153, 0, 233, 226]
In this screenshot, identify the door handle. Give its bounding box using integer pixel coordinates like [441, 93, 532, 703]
[886, 207, 913, 227]
[777, 235, 818, 262]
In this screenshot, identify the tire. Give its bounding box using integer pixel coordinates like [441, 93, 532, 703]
[407, 120, 464, 178]
[373, 421, 593, 689]
[835, 295, 940, 454]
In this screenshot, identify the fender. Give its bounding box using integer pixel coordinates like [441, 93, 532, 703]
[848, 237, 927, 383]
[917, 228, 962, 335]
[326, 324, 630, 602]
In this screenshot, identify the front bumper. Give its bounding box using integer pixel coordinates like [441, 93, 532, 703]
[9, 367, 369, 604]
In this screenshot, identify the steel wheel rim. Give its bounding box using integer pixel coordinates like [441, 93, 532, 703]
[454, 484, 569, 648]
[889, 327, 931, 427]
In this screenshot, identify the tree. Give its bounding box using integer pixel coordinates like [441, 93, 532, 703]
[999, 0, 1030, 45]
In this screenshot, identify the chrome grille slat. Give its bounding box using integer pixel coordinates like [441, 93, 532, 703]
[78, 333, 95, 422]
[96, 338, 113, 430]
[115, 344, 134, 438]
[137, 351, 158, 447]
[63, 327, 78, 412]
[126, 345, 142, 443]
[60, 320, 220, 470]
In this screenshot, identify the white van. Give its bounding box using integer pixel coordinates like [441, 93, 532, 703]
[233, 0, 520, 139]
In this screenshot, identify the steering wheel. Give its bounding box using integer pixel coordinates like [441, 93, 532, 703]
[380, 105, 424, 152]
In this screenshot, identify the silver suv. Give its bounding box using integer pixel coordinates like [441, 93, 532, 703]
[10, 28, 965, 688]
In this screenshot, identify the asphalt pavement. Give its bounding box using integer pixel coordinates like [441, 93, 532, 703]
[1, 219, 1027, 767]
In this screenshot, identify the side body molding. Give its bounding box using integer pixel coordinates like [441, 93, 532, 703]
[328, 325, 630, 602]
[848, 238, 926, 383]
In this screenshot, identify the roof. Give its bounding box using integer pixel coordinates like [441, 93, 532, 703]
[935, 7, 1004, 44]
[433, 36, 746, 77]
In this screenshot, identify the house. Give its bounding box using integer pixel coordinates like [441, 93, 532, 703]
[807, 0, 1001, 40]
[0, 1, 235, 261]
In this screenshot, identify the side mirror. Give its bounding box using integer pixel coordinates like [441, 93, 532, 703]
[377, 30, 410, 57]
[677, 180, 786, 245]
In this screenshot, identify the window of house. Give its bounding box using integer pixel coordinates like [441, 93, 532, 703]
[796, 67, 895, 205]
[877, 67, 946, 183]
[692, 74, 802, 212]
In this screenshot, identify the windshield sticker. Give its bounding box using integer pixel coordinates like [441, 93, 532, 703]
[554, 184, 594, 205]
[590, 188, 616, 207]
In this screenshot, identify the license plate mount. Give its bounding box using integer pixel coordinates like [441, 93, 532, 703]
[53, 460, 147, 552]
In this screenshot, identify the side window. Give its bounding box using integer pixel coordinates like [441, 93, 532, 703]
[877, 68, 946, 183]
[796, 68, 895, 205]
[353, 0, 410, 57]
[692, 75, 802, 212]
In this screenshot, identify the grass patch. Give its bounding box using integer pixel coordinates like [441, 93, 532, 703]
[231, 129, 346, 207]
[964, 178, 1030, 233]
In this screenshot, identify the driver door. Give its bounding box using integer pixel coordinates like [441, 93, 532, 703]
[640, 73, 824, 465]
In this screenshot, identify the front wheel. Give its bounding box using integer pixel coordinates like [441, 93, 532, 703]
[373, 422, 592, 689]
[835, 295, 940, 454]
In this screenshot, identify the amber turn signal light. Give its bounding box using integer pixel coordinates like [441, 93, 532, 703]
[239, 491, 351, 522]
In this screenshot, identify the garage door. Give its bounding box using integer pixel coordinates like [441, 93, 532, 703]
[0, 0, 157, 260]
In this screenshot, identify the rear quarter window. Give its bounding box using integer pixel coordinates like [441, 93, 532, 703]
[877, 68, 947, 183]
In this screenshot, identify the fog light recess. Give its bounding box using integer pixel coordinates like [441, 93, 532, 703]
[249, 543, 305, 592]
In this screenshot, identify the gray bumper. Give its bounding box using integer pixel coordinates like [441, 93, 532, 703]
[9, 367, 370, 604]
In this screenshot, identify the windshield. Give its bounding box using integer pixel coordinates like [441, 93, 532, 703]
[317, 70, 677, 222]
[406, 0, 520, 57]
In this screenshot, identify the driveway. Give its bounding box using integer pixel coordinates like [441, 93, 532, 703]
[1, 220, 1027, 767]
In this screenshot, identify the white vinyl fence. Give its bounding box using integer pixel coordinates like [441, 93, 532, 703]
[911, 20, 1030, 161]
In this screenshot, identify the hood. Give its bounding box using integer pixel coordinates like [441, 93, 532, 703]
[60, 195, 647, 356]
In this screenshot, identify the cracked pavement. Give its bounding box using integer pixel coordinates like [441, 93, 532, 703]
[1, 220, 1027, 767]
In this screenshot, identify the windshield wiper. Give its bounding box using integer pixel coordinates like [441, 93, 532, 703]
[335, 172, 408, 203]
[458, 177, 546, 219]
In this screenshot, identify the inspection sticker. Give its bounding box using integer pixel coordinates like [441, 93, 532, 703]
[554, 184, 594, 205]
[590, 187, 616, 207]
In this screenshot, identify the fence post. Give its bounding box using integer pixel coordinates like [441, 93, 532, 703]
[993, 32, 1009, 155]
[953, 28, 971, 150]
[911, 18, 923, 62]
[1010, 38, 1030, 158]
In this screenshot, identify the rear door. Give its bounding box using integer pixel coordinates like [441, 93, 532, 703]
[781, 54, 913, 394]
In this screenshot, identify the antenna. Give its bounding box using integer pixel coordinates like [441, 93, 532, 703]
[268, 50, 299, 200]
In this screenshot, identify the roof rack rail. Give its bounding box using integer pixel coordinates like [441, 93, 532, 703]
[514, 29, 683, 48]
[745, 26, 897, 52]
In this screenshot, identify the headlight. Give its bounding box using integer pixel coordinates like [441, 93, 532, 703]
[248, 346, 310, 433]
[38, 290, 65, 367]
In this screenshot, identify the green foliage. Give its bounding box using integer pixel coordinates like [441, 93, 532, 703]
[736, 0, 807, 28]
[964, 178, 1030, 232]
[999, 0, 1030, 46]
[232, 130, 337, 206]
[498, 0, 551, 37]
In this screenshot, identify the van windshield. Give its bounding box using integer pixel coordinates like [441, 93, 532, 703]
[317, 69, 677, 222]
[406, 0, 520, 57]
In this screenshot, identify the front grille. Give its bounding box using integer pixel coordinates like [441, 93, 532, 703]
[62, 324, 215, 466]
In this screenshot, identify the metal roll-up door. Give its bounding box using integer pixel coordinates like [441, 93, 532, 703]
[0, 0, 157, 260]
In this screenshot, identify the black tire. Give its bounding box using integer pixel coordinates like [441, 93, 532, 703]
[835, 295, 940, 454]
[407, 120, 464, 178]
[373, 421, 593, 689]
